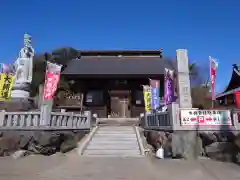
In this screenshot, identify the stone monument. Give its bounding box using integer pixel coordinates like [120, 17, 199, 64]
[11, 33, 34, 99]
[176, 49, 192, 108]
[0, 34, 35, 111]
[171, 49, 199, 160]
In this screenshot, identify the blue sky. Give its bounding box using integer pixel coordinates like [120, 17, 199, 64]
[0, 0, 239, 93]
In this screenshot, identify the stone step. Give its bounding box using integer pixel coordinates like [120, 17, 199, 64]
[87, 141, 139, 146]
[99, 127, 134, 132]
[98, 130, 135, 134]
[91, 138, 137, 144]
[92, 137, 137, 142]
[86, 145, 139, 150]
[93, 134, 137, 137]
[89, 140, 139, 145]
[96, 131, 135, 134]
[83, 154, 143, 157]
[98, 126, 134, 128]
[84, 149, 141, 156]
[82, 126, 142, 157]
[92, 138, 137, 143]
[94, 133, 136, 135]
[94, 134, 136, 138]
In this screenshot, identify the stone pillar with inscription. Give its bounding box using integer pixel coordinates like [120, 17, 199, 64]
[176, 49, 192, 108]
[173, 49, 198, 160]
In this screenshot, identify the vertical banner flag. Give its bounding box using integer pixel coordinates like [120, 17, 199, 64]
[150, 79, 160, 110]
[0, 73, 15, 101]
[234, 91, 240, 122]
[43, 62, 62, 101]
[143, 85, 152, 112]
[164, 68, 174, 105]
[210, 56, 218, 101]
[234, 91, 240, 108]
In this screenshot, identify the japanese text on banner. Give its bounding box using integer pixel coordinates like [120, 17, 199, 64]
[0, 73, 15, 101]
[143, 85, 152, 112]
[150, 79, 160, 110]
[209, 56, 218, 101]
[43, 72, 60, 100]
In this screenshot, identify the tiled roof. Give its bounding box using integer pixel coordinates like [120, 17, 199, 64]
[62, 56, 176, 75]
[216, 64, 240, 98]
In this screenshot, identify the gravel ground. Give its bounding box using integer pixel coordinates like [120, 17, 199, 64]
[0, 152, 239, 180]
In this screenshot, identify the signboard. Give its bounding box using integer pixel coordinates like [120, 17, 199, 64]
[180, 109, 232, 126]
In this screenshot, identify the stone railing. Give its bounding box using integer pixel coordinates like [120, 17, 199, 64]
[140, 111, 172, 130]
[141, 103, 240, 131]
[0, 110, 92, 130]
[231, 109, 240, 131]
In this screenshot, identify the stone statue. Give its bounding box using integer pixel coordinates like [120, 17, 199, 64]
[14, 34, 34, 83]
[11, 34, 34, 99]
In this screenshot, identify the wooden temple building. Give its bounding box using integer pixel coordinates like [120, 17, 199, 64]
[216, 64, 240, 107]
[56, 49, 176, 118]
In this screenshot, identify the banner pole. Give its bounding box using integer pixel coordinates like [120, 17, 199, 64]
[40, 62, 62, 126]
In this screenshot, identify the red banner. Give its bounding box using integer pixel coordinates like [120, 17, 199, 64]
[234, 91, 240, 108]
[43, 62, 62, 101]
[234, 91, 240, 122]
[210, 57, 218, 100]
[43, 72, 60, 100]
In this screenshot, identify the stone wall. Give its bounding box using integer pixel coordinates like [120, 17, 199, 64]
[144, 130, 240, 162]
[0, 130, 88, 157]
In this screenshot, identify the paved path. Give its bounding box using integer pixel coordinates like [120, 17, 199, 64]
[83, 126, 142, 157]
[0, 153, 239, 180]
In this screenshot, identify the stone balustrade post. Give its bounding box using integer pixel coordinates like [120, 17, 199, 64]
[0, 110, 5, 126]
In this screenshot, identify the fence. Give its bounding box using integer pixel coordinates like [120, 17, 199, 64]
[140, 111, 172, 130]
[141, 103, 240, 131]
[0, 110, 92, 130]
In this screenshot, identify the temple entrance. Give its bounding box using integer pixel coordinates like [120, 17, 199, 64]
[109, 90, 131, 118]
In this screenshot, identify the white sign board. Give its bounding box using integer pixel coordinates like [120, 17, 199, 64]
[180, 109, 232, 126]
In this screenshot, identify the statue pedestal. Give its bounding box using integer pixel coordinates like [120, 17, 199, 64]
[0, 98, 33, 111]
[11, 82, 31, 99]
[6, 82, 33, 111]
[11, 90, 30, 99]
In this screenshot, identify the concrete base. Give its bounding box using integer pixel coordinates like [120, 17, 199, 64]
[11, 90, 30, 99]
[11, 81, 31, 99]
[0, 98, 33, 111]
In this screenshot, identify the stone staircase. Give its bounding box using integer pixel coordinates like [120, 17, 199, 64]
[97, 118, 139, 126]
[82, 126, 143, 157]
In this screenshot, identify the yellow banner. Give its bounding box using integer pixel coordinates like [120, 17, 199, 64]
[143, 86, 152, 112]
[0, 73, 15, 101]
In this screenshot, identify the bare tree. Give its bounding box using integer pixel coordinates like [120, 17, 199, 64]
[189, 63, 211, 108]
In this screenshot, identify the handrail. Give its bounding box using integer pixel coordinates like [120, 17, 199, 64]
[0, 110, 92, 130]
